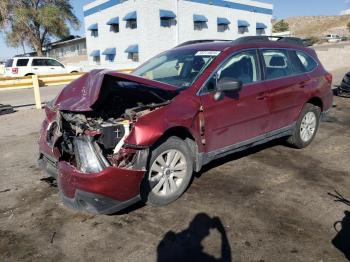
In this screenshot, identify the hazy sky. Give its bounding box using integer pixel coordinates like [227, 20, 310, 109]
[1, 0, 349, 59]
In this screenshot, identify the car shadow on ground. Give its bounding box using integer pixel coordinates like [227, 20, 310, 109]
[156, 213, 232, 262]
[328, 191, 350, 261]
[40, 177, 57, 187]
[195, 138, 286, 178]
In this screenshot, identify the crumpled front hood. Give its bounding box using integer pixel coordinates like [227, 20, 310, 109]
[54, 69, 178, 112]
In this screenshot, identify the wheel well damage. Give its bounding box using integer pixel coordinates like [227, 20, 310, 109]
[153, 127, 202, 172]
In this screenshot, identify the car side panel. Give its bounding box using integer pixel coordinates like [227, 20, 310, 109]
[199, 82, 270, 152]
[308, 66, 333, 112]
[264, 74, 310, 132]
[124, 91, 205, 152]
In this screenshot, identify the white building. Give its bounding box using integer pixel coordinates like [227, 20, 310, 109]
[83, 0, 273, 69]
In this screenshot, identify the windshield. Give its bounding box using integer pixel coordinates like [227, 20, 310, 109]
[132, 49, 221, 89]
[5, 59, 13, 67]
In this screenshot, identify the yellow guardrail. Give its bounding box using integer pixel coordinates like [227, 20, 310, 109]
[0, 69, 134, 90]
[0, 68, 134, 109]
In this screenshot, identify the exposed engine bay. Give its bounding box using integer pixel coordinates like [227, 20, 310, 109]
[49, 75, 178, 173]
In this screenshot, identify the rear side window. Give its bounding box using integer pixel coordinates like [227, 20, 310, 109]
[45, 59, 63, 67]
[5, 59, 13, 67]
[295, 51, 317, 72]
[262, 50, 294, 80]
[16, 59, 29, 67]
[32, 59, 46, 66]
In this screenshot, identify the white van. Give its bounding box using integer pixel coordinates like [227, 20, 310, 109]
[4, 57, 80, 77]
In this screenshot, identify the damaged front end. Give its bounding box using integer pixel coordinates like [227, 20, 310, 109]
[57, 105, 156, 174]
[53, 71, 178, 172]
[39, 70, 179, 214]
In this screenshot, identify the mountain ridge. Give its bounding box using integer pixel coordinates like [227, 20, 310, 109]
[274, 15, 350, 37]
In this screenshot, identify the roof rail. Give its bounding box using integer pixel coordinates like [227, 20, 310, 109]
[233, 36, 305, 46]
[176, 39, 231, 47]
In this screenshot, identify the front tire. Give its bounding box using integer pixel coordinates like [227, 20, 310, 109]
[141, 137, 193, 207]
[287, 103, 321, 149]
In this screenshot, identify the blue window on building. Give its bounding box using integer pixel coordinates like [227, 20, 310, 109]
[125, 45, 139, 62]
[90, 50, 100, 63]
[193, 14, 208, 31]
[124, 11, 137, 29]
[103, 48, 116, 62]
[88, 23, 99, 37]
[256, 22, 267, 36]
[107, 17, 119, 33]
[238, 20, 250, 34]
[217, 17, 231, 32]
[106, 54, 115, 62]
[160, 9, 176, 27]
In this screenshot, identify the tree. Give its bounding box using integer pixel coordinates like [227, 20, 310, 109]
[0, 0, 79, 56]
[273, 19, 290, 33]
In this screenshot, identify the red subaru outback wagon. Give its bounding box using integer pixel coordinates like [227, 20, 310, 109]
[38, 37, 333, 214]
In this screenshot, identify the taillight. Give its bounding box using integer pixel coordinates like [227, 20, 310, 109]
[12, 68, 18, 74]
[325, 73, 332, 84]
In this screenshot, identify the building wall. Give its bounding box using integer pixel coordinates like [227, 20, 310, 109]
[83, 0, 273, 69]
[47, 39, 87, 60]
[84, 0, 143, 69]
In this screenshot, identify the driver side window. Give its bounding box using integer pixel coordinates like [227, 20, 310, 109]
[205, 50, 260, 92]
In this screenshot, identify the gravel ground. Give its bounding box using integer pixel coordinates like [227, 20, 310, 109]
[0, 73, 349, 262]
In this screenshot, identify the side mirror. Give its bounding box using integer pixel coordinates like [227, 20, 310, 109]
[217, 77, 243, 92]
[214, 77, 243, 101]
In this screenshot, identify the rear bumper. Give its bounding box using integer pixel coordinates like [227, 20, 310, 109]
[57, 161, 145, 214]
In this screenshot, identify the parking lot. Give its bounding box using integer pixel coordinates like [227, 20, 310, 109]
[0, 70, 349, 262]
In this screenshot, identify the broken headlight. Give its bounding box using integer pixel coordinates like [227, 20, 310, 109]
[73, 136, 109, 174]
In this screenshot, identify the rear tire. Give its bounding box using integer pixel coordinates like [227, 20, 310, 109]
[287, 103, 321, 149]
[141, 136, 193, 207]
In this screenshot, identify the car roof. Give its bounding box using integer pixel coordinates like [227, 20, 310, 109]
[174, 41, 232, 51]
[174, 36, 310, 52]
[12, 57, 55, 59]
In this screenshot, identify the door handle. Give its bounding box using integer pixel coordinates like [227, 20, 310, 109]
[256, 92, 267, 100]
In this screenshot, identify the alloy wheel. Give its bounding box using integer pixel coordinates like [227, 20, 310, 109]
[149, 149, 187, 197]
[300, 112, 317, 142]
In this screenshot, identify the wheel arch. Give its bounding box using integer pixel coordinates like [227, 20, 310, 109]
[306, 96, 323, 111]
[150, 126, 201, 172]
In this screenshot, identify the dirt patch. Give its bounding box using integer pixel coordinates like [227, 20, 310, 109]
[0, 95, 349, 261]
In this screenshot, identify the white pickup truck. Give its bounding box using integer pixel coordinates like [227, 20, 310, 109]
[4, 57, 80, 77]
